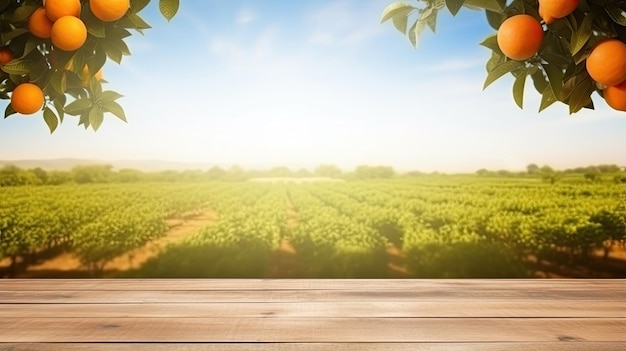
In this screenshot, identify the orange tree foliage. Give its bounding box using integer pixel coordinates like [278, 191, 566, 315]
[0, 0, 179, 132]
[381, 0, 626, 114]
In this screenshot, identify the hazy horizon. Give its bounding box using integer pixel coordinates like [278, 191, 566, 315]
[1, 1, 625, 173]
[1, 156, 624, 174]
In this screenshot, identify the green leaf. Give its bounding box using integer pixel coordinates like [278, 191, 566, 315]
[392, 13, 409, 34]
[407, 19, 418, 48]
[43, 107, 59, 134]
[531, 69, 548, 95]
[463, 0, 505, 12]
[99, 39, 124, 64]
[126, 13, 152, 31]
[479, 34, 501, 53]
[65, 98, 92, 115]
[89, 106, 104, 131]
[424, 9, 437, 33]
[446, 0, 465, 16]
[539, 84, 558, 112]
[542, 63, 564, 99]
[78, 112, 89, 128]
[605, 5, 626, 26]
[513, 68, 528, 109]
[483, 60, 525, 89]
[1, 60, 30, 75]
[53, 94, 66, 122]
[413, 15, 428, 49]
[4, 103, 15, 119]
[12, 5, 36, 22]
[0, 29, 29, 44]
[99, 90, 124, 102]
[380, 2, 414, 23]
[49, 71, 67, 96]
[485, 10, 505, 30]
[567, 75, 595, 114]
[159, 0, 180, 21]
[570, 13, 593, 56]
[486, 51, 505, 72]
[130, 0, 151, 14]
[101, 101, 127, 122]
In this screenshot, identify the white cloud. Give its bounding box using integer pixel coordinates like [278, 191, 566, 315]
[236, 8, 256, 24]
[306, 0, 385, 47]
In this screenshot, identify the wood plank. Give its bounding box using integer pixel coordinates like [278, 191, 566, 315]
[2, 343, 626, 351]
[1, 279, 624, 291]
[1, 317, 624, 342]
[2, 288, 624, 303]
[1, 300, 624, 318]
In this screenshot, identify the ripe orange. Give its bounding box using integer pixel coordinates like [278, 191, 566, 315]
[45, 0, 81, 22]
[90, 0, 130, 22]
[585, 39, 626, 87]
[538, 5, 556, 25]
[28, 7, 54, 39]
[603, 81, 626, 111]
[11, 83, 45, 115]
[0, 47, 14, 64]
[497, 15, 544, 61]
[51, 16, 87, 51]
[538, 0, 578, 24]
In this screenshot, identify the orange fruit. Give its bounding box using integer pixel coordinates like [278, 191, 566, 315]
[90, 0, 130, 22]
[497, 15, 544, 61]
[0, 47, 14, 64]
[51, 16, 87, 51]
[11, 83, 45, 115]
[28, 7, 54, 39]
[538, 5, 556, 25]
[585, 39, 626, 87]
[538, 0, 578, 24]
[45, 0, 81, 22]
[603, 81, 626, 111]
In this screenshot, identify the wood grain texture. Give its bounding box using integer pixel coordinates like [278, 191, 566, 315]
[1, 278, 624, 291]
[2, 317, 625, 342]
[1, 300, 624, 318]
[0, 279, 624, 348]
[2, 344, 626, 351]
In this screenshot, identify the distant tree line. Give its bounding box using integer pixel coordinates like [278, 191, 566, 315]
[0, 163, 401, 187]
[476, 164, 626, 184]
[2, 162, 624, 187]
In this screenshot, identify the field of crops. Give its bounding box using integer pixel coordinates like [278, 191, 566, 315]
[1, 176, 625, 278]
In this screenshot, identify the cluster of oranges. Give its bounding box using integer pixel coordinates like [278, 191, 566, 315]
[3, 0, 130, 115]
[496, 0, 626, 112]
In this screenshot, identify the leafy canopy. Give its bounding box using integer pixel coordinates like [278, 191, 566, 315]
[0, 0, 179, 133]
[381, 0, 626, 114]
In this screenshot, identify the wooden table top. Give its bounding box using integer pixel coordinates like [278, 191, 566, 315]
[0, 279, 625, 350]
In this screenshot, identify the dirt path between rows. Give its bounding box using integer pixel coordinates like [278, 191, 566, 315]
[15, 209, 217, 278]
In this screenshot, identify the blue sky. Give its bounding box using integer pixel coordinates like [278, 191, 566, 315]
[0, 0, 624, 172]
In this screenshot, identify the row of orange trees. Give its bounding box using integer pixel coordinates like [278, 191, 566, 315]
[2, 179, 624, 277]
